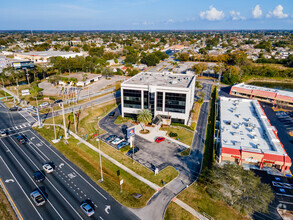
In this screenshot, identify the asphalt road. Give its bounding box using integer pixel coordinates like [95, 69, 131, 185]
[39, 90, 120, 121]
[0, 102, 138, 220]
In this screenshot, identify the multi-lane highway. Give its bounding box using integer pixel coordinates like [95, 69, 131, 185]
[0, 102, 138, 220]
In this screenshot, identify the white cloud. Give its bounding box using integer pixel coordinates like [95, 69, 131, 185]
[230, 11, 245, 20]
[165, 19, 174, 24]
[200, 6, 225, 21]
[266, 5, 288, 19]
[252, 5, 262, 18]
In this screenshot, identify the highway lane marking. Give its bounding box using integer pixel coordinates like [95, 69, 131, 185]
[7, 137, 83, 220]
[5, 179, 14, 183]
[18, 111, 37, 123]
[0, 155, 43, 220]
[0, 177, 23, 220]
[2, 139, 64, 220]
[19, 131, 49, 162]
[25, 130, 108, 200]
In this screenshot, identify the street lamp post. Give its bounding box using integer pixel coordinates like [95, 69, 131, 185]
[2, 79, 7, 101]
[35, 96, 42, 128]
[97, 138, 103, 182]
[51, 106, 57, 141]
[61, 102, 68, 139]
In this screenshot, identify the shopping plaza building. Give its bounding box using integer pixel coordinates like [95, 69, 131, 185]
[121, 72, 195, 125]
[216, 97, 291, 173]
[230, 83, 293, 107]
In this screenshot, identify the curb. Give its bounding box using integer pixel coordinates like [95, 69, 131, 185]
[0, 178, 23, 220]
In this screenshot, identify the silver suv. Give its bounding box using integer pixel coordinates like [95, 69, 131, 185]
[30, 190, 46, 206]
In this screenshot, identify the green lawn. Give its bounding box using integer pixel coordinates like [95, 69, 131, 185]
[161, 126, 194, 146]
[177, 183, 248, 220]
[114, 115, 136, 124]
[0, 188, 17, 220]
[165, 202, 197, 220]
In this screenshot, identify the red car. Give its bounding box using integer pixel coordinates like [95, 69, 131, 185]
[155, 137, 165, 143]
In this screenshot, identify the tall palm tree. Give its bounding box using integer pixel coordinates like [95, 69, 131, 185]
[137, 109, 152, 132]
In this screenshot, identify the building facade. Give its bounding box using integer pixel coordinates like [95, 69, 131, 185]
[121, 72, 195, 125]
[216, 97, 291, 173]
[230, 83, 293, 107]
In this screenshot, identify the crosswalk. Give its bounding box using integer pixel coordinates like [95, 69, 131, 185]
[5, 123, 32, 132]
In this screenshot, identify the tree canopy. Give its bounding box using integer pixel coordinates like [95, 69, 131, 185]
[201, 163, 274, 215]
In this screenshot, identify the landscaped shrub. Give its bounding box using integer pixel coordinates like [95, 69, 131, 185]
[169, 132, 178, 137]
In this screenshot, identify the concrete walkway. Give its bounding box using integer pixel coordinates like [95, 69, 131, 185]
[134, 123, 191, 148]
[44, 123, 207, 220]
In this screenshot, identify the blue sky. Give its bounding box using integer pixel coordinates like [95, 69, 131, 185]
[1, 0, 293, 30]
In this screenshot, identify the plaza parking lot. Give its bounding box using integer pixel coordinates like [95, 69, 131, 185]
[99, 107, 190, 173]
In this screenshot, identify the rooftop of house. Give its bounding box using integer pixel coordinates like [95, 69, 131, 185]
[220, 97, 286, 156]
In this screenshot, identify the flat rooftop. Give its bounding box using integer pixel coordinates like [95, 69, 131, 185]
[17, 51, 82, 57]
[233, 83, 293, 98]
[122, 72, 194, 89]
[220, 97, 285, 155]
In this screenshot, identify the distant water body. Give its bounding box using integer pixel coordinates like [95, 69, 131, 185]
[248, 81, 293, 92]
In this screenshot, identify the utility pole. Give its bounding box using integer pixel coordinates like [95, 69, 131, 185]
[98, 137, 103, 182]
[51, 106, 57, 141]
[62, 102, 68, 139]
[35, 97, 42, 128]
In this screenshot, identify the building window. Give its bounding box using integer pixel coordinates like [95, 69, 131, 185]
[156, 92, 163, 111]
[165, 93, 186, 113]
[123, 89, 141, 109]
[144, 91, 148, 109]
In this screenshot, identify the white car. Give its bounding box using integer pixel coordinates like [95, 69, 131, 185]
[40, 102, 49, 108]
[30, 190, 46, 206]
[111, 137, 124, 145]
[42, 163, 54, 173]
[0, 129, 7, 137]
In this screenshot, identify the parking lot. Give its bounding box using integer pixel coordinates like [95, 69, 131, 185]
[259, 102, 293, 174]
[99, 107, 189, 172]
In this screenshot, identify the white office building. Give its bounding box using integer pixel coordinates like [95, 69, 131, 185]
[121, 72, 196, 125]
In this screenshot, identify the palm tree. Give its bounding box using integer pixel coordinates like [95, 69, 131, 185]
[137, 109, 152, 132]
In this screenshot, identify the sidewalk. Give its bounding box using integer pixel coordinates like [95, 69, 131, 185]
[134, 123, 191, 148]
[44, 123, 207, 220]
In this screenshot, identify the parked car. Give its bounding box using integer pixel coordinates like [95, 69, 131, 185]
[128, 147, 139, 154]
[155, 137, 165, 143]
[42, 163, 54, 174]
[106, 135, 117, 142]
[111, 137, 124, 145]
[80, 201, 95, 217]
[16, 135, 26, 144]
[109, 111, 115, 117]
[9, 106, 21, 111]
[40, 102, 49, 108]
[117, 141, 130, 149]
[30, 190, 46, 206]
[54, 99, 63, 104]
[0, 129, 8, 137]
[33, 171, 45, 182]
